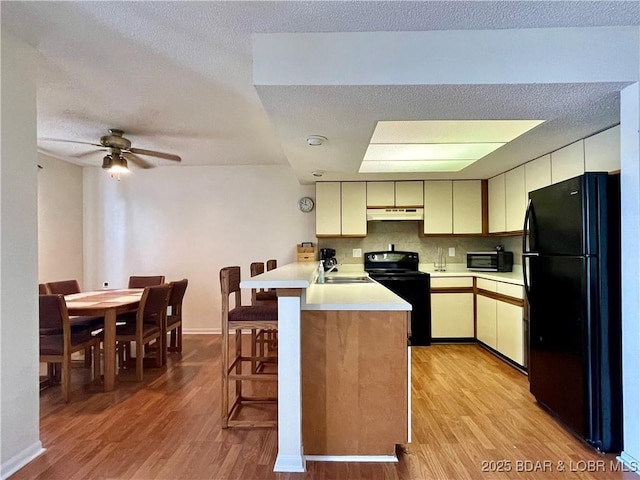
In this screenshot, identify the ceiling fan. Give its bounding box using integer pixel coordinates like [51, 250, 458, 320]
[43, 128, 182, 172]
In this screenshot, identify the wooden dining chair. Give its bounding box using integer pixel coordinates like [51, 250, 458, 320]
[128, 275, 165, 288]
[117, 276, 165, 327]
[166, 279, 188, 356]
[45, 279, 104, 366]
[111, 284, 171, 381]
[45, 279, 81, 295]
[266, 259, 277, 271]
[39, 294, 101, 403]
[220, 266, 278, 428]
[39, 283, 47, 294]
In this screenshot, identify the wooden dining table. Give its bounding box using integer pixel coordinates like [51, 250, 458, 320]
[65, 289, 143, 391]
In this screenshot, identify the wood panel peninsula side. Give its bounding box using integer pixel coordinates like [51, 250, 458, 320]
[302, 309, 408, 457]
[241, 262, 411, 472]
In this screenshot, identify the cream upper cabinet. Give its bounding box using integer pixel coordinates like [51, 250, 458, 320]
[525, 154, 551, 195]
[505, 165, 526, 232]
[496, 301, 524, 365]
[367, 181, 424, 207]
[366, 182, 395, 207]
[551, 140, 584, 184]
[453, 180, 482, 234]
[316, 182, 341, 236]
[488, 174, 506, 233]
[395, 181, 424, 206]
[476, 294, 497, 349]
[585, 125, 620, 173]
[423, 181, 453, 234]
[341, 182, 367, 236]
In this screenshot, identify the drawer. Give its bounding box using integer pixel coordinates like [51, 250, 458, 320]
[430, 277, 473, 288]
[497, 282, 524, 300]
[297, 253, 316, 262]
[476, 278, 497, 292]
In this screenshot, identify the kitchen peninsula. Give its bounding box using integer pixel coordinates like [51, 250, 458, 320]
[240, 262, 411, 472]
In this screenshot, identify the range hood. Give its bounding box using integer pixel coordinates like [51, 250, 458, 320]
[366, 207, 424, 221]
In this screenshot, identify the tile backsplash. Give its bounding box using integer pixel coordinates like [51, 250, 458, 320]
[317, 221, 522, 265]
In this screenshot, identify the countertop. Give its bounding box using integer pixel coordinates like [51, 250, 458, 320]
[240, 262, 411, 312]
[240, 261, 524, 312]
[419, 263, 525, 286]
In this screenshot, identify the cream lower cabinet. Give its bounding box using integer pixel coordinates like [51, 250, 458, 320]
[431, 293, 474, 338]
[475, 279, 525, 367]
[430, 277, 474, 339]
[476, 294, 497, 349]
[496, 302, 524, 366]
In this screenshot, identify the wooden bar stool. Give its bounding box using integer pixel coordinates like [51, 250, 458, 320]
[249, 262, 278, 372]
[220, 266, 277, 428]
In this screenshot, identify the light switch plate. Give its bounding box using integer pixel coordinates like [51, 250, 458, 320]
[353, 248, 362, 258]
[448, 247, 455, 257]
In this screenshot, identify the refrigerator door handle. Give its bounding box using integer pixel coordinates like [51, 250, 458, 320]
[522, 198, 535, 301]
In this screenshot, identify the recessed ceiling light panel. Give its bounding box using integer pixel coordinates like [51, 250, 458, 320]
[360, 119, 544, 173]
[364, 143, 505, 161]
[359, 160, 476, 173]
[370, 120, 545, 144]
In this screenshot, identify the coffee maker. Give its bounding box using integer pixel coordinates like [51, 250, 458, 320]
[320, 248, 337, 271]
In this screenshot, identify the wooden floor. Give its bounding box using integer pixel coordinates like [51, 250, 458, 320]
[12, 336, 636, 479]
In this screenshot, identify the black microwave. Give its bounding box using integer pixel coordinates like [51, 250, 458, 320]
[467, 251, 514, 272]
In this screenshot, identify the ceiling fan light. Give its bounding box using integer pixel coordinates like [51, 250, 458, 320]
[109, 155, 129, 174]
[102, 155, 113, 169]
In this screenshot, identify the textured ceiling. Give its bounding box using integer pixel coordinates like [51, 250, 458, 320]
[1, 1, 639, 183]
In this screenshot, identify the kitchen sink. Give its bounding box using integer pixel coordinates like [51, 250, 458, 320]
[319, 276, 374, 284]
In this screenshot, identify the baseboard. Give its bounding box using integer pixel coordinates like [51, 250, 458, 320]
[183, 328, 221, 334]
[1, 441, 45, 480]
[274, 453, 306, 472]
[305, 454, 398, 463]
[618, 451, 640, 476]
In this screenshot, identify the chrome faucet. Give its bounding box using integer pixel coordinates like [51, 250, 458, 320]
[325, 263, 341, 274]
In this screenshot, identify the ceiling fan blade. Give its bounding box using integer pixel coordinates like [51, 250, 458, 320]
[129, 147, 181, 162]
[39, 138, 103, 148]
[122, 152, 153, 169]
[72, 149, 106, 159]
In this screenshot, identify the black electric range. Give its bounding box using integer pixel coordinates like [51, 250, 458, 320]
[364, 251, 431, 346]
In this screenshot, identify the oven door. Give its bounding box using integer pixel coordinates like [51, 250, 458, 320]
[371, 274, 431, 346]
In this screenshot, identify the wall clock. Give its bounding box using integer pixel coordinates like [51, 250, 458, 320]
[298, 196, 314, 213]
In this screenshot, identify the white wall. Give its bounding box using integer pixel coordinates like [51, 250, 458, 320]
[83, 165, 315, 332]
[620, 83, 640, 469]
[0, 30, 43, 478]
[37, 153, 84, 286]
[254, 27, 639, 86]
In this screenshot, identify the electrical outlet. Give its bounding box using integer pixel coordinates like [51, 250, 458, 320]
[448, 247, 455, 257]
[353, 248, 362, 258]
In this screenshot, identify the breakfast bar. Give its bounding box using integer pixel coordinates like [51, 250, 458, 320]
[240, 262, 411, 473]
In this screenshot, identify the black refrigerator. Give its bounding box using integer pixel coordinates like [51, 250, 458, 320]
[523, 172, 622, 452]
